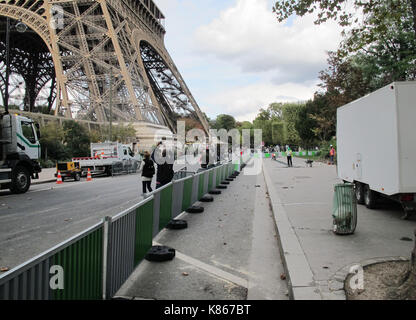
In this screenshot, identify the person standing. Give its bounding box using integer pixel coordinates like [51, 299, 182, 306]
[329, 145, 336, 165]
[287, 147, 293, 167]
[152, 142, 175, 189]
[139, 151, 155, 196]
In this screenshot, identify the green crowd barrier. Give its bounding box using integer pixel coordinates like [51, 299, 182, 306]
[134, 198, 154, 266]
[52, 228, 103, 300]
[0, 161, 239, 301]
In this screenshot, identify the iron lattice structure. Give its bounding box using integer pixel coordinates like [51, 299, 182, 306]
[0, 0, 209, 133]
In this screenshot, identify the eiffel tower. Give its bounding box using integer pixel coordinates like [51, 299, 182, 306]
[0, 0, 210, 142]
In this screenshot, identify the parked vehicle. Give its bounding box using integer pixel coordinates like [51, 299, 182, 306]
[55, 162, 81, 182]
[72, 142, 142, 177]
[337, 81, 416, 219]
[0, 113, 42, 193]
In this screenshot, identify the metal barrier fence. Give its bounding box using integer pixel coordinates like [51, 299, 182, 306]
[111, 160, 140, 176]
[0, 158, 248, 300]
[0, 223, 103, 300]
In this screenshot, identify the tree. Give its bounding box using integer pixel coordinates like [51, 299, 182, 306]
[214, 114, 237, 131]
[295, 104, 318, 148]
[63, 121, 90, 158]
[99, 123, 137, 143]
[40, 121, 69, 161]
[281, 103, 303, 146]
[274, 0, 416, 37]
[271, 121, 286, 146]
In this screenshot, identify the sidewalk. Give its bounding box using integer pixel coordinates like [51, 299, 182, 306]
[262, 156, 416, 300]
[33, 167, 56, 185]
[115, 164, 288, 300]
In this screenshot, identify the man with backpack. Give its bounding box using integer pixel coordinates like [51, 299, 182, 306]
[139, 151, 155, 195]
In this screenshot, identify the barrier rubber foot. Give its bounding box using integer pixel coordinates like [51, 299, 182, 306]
[145, 246, 175, 262]
[200, 195, 214, 202]
[186, 206, 205, 214]
[221, 181, 230, 185]
[217, 185, 227, 189]
[167, 219, 188, 230]
[209, 190, 222, 195]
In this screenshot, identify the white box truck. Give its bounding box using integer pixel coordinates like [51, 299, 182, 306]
[71, 142, 142, 177]
[337, 81, 416, 219]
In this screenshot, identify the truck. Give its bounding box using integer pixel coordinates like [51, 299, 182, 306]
[337, 81, 416, 219]
[0, 113, 42, 193]
[71, 141, 142, 177]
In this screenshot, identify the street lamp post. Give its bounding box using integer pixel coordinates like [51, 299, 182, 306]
[3, 18, 27, 114]
[109, 68, 113, 142]
[4, 17, 11, 114]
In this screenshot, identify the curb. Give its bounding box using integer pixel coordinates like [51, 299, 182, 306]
[262, 162, 322, 300]
[32, 179, 56, 185]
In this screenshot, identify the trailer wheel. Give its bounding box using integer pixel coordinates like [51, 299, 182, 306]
[74, 173, 81, 181]
[355, 182, 365, 205]
[364, 185, 377, 209]
[10, 166, 31, 194]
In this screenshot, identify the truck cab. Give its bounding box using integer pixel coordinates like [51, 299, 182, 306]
[0, 114, 42, 193]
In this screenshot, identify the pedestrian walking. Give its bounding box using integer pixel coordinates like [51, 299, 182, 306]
[287, 148, 293, 167]
[329, 145, 336, 165]
[139, 151, 155, 196]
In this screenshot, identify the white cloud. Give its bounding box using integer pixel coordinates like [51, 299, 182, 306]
[154, 0, 347, 123]
[194, 0, 343, 83]
[205, 81, 317, 122]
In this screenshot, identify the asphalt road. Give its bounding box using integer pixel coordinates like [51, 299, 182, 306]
[0, 159, 201, 270]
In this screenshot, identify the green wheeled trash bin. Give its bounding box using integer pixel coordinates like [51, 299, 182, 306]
[332, 183, 357, 235]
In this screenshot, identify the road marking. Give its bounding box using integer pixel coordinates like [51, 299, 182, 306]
[154, 242, 248, 288]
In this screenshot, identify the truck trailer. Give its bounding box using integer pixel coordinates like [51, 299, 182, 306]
[337, 81, 416, 219]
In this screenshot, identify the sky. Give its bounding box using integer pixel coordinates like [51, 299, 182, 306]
[154, 0, 344, 122]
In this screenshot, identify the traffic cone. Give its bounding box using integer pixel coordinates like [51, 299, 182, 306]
[87, 168, 92, 182]
[57, 171, 63, 185]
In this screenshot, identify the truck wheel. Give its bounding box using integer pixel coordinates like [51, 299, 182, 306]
[355, 182, 365, 205]
[74, 173, 81, 181]
[10, 166, 31, 194]
[364, 185, 377, 209]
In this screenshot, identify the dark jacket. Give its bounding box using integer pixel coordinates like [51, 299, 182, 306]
[142, 158, 155, 178]
[151, 147, 174, 185]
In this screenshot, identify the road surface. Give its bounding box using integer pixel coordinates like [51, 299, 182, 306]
[0, 159, 200, 270]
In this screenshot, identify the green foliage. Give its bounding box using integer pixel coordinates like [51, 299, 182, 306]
[39, 120, 138, 162]
[94, 123, 137, 143]
[63, 121, 91, 158]
[40, 122, 69, 162]
[212, 114, 237, 131]
[250, 102, 307, 147]
[39, 159, 56, 169]
[295, 105, 318, 148]
[281, 103, 302, 145]
[271, 0, 416, 150]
